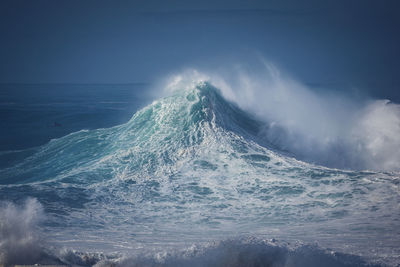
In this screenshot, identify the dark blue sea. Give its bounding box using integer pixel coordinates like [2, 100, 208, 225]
[0, 83, 151, 151]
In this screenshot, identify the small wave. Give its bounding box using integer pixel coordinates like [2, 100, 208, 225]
[1, 235, 383, 267]
[92, 238, 381, 267]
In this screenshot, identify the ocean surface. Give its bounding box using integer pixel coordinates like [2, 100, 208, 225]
[0, 82, 399, 267]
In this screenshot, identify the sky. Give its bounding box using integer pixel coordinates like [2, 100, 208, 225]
[0, 0, 399, 101]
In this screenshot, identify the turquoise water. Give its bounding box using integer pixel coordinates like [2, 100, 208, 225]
[0, 82, 399, 266]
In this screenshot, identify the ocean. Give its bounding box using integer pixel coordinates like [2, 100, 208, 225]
[0, 80, 399, 267]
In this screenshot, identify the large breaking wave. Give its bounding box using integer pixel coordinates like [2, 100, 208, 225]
[0, 71, 399, 266]
[165, 67, 400, 171]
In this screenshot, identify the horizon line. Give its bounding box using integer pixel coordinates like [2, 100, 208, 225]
[0, 82, 151, 85]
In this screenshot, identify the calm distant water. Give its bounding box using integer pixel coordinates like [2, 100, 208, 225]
[0, 83, 151, 151]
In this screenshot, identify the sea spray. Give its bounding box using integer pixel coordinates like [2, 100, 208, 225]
[0, 198, 49, 265]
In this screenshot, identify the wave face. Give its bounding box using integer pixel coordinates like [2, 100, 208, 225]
[0, 82, 399, 266]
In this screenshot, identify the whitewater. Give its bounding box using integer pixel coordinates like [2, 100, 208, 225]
[0, 73, 399, 266]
